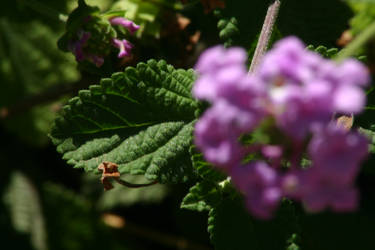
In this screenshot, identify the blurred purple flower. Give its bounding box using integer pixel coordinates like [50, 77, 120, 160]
[283, 168, 359, 212]
[110, 17, 140, 34]
[69, 31, 91, 62]
[231, 162, 282, 219]
[194, 101, 245, 168]
[308, 124, 369, 183]
[192, 36, 370, 219]
[257, 36, 369, 139]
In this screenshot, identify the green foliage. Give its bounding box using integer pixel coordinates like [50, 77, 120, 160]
[51, 59, 200, 183]
[306, 45, 339, 58]
[190, 145, 226, 182]
[3, 172, 48, 250]
[346, 0, 375, 36]
[181, 181, 223, 211]
[180, 146, 226, 211]
[111, 0, 179, 39]
[358, 127, 375, 153]
[0, 18, 79, 145]
[214, 0, 269, 49]
[208, 197, 298, 250]
[216, 15, 240, 47]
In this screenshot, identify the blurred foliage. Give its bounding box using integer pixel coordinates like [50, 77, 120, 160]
[3, 172, 47, 250]
[346, 0, 375, 36]
[1, 0, 375, 250]
[0, 14, 79, 145]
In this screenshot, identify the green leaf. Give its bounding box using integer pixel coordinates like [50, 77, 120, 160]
[51, 59, 199, 183]
[208, 197, 298, 250]
[181, 181, 222, 212]
[181, 146, 227, 212]
[346, 1, 375, 36]
[358, 127, 375, 153]
[111, 0, 163, 39]
[214, 0, 269, 49]
[190, 145, 226, 182]
[287, 234, 301, 250]
[306, 45, 339, 58]
[3, 172, 48, 250]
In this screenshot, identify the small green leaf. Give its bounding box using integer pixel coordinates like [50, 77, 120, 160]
[358, 127, 375, 153]
[307, 45, 339, 58]
[181, 181, 222, 212]
[51, 59, 199, 183]
[190, 145, 226, 182]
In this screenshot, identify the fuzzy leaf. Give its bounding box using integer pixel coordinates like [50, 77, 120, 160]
[51, 59, 199, 183]
[181, 181, 222, 212]
[189, 145, 226, 182]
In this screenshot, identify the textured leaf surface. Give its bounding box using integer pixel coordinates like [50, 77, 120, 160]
[51, 59, 199, 183]
[181, 181, 222, 212]
[190, 145, 226, 182]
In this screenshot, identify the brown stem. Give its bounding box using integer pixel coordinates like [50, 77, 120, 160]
[114, 178, 158, 188]
[249, 0, 281, 73]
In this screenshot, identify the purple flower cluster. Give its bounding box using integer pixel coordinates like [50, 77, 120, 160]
[193, 37, 370, 219]
[68, 17, 139, 67]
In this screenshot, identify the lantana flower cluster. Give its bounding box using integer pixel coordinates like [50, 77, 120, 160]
[59, 1, 139, 67]
[68, 16, 139, 67]
[193, 37, 370, 219]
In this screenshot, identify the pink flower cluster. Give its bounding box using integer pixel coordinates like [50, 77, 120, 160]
[193, 37, 370, 219]
[69, 17, 139, 67]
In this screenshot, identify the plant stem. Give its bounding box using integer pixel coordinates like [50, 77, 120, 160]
[335, 21, 375, 62]
[115, 179, 158, 188]
[249, 0, 281, 73]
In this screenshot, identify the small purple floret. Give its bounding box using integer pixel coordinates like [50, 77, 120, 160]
[231, 162, 282, 219]
[112, 38, 134, 58]
[69, 31, 91, 62]
[110, 17, 140, 34]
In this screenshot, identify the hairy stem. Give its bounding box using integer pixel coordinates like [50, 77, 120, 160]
[249, 0, 281, 73]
